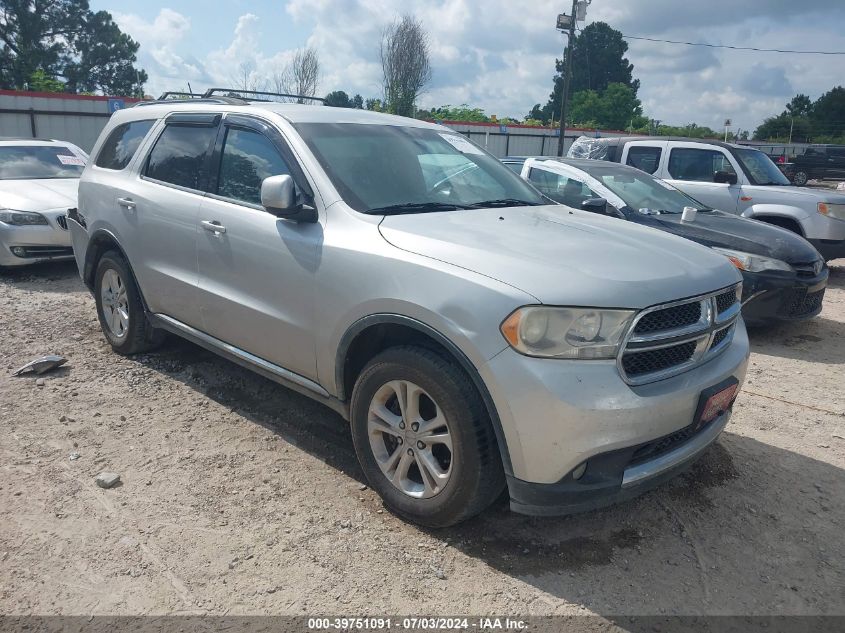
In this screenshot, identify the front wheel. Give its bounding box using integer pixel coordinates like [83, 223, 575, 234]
[350, 346, 505, 527]
[793, 170, 809, 186]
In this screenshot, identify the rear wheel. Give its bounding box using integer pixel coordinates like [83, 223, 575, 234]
[350, 346, 505, 527]
[94, 251, 164, 355]
[793, 170, 809, 186]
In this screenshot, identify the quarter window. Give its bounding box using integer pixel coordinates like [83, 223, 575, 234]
[667, 148, 736, 182]
[144, 124, 217, 190]
[625, 146, 662, 174]
[217, 128, 290, 205]
[94, 120, 154, 170]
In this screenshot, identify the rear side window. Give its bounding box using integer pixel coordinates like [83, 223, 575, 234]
[217, 128, 290, 205]
[626, 146, 661, 174]
[95, 120, 154, 170]
[667, 148, 736, 182]
[144, 125, 217, 190]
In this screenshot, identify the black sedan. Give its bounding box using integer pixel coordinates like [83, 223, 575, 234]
[502, 156, 828, 326]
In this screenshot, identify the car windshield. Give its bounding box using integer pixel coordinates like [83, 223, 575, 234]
[294, 123, 544, 213]
[733, 148, 790, 186]
[586, 163, 707, 214]
[0, 145, 86, 180]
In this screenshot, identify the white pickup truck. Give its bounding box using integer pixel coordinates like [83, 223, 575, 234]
[568, 136, 845, 261]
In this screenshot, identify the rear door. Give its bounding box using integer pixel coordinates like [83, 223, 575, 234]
[662, 143, 741, 213]
[195, 114, 322, 381]
[133, 113, 220, 325]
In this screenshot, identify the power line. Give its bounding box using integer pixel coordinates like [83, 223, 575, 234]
[621, 35, 845, 55]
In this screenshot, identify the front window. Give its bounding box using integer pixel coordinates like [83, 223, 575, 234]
[294, 123, 544, 213]
[528, 168, 598, 208]
[217, 128, 290, 205]
[593, 166, 706, 214]
[668, 148, 736, 182]
[0, 145, 85, 180]
[733, 148, 790, 186]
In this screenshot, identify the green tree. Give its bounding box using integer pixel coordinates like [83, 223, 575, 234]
[754, 113, 812, 142]
[351, 93, 364, 109]
[324, 90, 351, 107]
[809, 86, 845, 139]
[785, 93, 812, 118]
[531, 22, 639, 124]
[27, 68, 64, 92]
[568, 83, 641, 130]
[0, 0, 146, 95]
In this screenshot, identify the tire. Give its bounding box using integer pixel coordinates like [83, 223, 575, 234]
[94, 250, 164, 355]
[793, 170, 809, 186]
[350, 346, 505, 528]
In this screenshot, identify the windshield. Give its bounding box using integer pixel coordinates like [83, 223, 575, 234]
[733, 148, 789, 186]
[590, 165, 707, 214]
[0, 145, 86, 180]
[294, 123, 544, 213]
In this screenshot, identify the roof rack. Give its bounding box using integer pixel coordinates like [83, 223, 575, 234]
[158, 91, 204, 100]
[202, 88, 325, 104]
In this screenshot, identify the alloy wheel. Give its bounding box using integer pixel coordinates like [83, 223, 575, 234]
[100, 268, 129, 339]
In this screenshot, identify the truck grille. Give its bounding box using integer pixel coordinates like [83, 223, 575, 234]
[618, 284, 741, 385]
[782, 288, 825, 317]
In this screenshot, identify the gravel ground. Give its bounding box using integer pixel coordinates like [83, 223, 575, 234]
[0, 260, 843, 617]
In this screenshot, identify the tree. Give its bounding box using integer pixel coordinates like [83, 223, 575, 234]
[380, 15, 431, 117]
[232, 60, 264, 93]
[532, 21, 639, 124]
[785, 94, 812, 118]
[27, 69, 64, 92]
[809, 86, 845, 139]
[0, 0, 146, 95]
[365, 97, 383, 111]
[351, 94, 364, 109]
[324, 90, 351, 107]
[754, 113, 812, 142]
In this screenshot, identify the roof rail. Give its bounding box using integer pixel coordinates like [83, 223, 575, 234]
[134, 94, 249, 108]
[201, 88, 325, 104]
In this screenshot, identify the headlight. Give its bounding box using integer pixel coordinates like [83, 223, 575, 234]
[0, 210, 48, 226]
[500, 306, 635, 359]
[818, 202, 845, 221]
[711, 247, 792, 273]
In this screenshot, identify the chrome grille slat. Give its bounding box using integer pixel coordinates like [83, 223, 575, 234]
[618, 283, 741, 385]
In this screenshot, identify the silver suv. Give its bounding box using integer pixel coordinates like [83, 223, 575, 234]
[69, 97, 750, 526]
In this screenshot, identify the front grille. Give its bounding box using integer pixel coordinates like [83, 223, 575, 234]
[9, 246, 74, 259]
[715, 289, 738, 314]
[619, 284, 741, 385]
[784, 288, 825, 317]
[629, 421, 705, 466]
[622, 341, 697, 377]
[634, 302, 701, 334]
[55, 215, 68, 230]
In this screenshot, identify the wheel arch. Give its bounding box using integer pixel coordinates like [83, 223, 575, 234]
[84, 229, 151, 311]
[336, 314, 513, 476]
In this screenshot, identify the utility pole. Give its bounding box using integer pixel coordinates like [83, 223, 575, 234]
[556, 0, 580, 156]
[788, 116, 794, 144]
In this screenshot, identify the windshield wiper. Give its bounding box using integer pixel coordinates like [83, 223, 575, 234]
[467, 198, 542, 208]
[367, 202, 471, 215]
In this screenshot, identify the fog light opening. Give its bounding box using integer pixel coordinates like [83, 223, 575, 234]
[11, 246, 26, 257]
[571, 462, 587, 481]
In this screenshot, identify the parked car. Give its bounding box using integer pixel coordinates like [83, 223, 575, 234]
[503, 157, 827, 326]
[69, 97, 749, 526]
[568, 136, 845, 261]
[789, 145, 845, 186]
[0, 138, 87, 268]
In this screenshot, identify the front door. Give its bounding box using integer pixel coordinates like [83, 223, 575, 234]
[663, 144, 741, 214]
[195, 115, 322, 381]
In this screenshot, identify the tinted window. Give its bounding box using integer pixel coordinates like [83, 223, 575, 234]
[145, 124, 217, 190]
[502, 161, 524, 174]
[218, 128, 289, 205]
[625, 146, 661, 174]
[95, 120, 154, 170]
[528, 168, 597, 207]
[667, 148, 736, 182]
[0, 145, 85, 180]
[733, 148, 789, 186]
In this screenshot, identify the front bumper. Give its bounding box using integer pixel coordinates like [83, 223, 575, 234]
[740, 268, 828, 325]
[479, 321, 749, 513]
[0, 211, 74, 267]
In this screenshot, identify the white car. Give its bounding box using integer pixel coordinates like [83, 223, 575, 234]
[0, 138, 87, 268]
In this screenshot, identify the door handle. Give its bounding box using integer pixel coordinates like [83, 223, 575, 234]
[201, 220, 227, 235]
[117, 197, 136, 210]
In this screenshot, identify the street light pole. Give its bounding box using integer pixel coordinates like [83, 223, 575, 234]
[556, 0, 578, 157]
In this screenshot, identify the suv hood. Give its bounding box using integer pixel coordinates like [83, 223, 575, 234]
[379, 206, 741, 308]
[0, 178, 79, 212]
[649, 210, 821, 265]
[744, 184, 845, 203]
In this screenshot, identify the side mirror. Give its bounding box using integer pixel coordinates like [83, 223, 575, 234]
[260, 174, 318, 222]
[581, 197, 609, 215]
[713, 170, 738, 185]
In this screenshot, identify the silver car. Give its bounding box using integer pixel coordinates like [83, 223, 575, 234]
[0, 138, 87, 267]
[69, 98, 749, 526]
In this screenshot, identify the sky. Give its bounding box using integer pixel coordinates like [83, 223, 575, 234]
[91, 0, 845, 133]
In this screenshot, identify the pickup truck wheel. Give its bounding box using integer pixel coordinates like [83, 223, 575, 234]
[350, 346, 505, 527]
[793, 170, 809, 186]
[94, 251, 164, 355]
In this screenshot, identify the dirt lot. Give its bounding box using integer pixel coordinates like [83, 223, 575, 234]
[1, 261, 843, 618]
